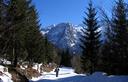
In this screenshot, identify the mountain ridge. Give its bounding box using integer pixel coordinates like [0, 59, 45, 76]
[42, 22, 84, 55]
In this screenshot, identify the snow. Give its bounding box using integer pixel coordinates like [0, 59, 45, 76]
[30, 67, 128, 82]
[31, 67, 80, 81]
[0, 59, 11, 65]
[70, 43, 75, 47]
[42, 23, 83, 54]
[0, 74, 12, 82]
[0, 65, 13, 82]
[0, 64, 128, 82]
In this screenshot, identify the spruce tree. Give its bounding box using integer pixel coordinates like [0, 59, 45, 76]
[23, 1, 45, 65]
[111, 0, 128, 74]
[0, 0, 14, 62]
[0, 0, 46, 66]
[0, 0, 5, 58]
[0, 0, 4, 30]
[6, 0, 28, 67]
[80, 1, 101, 74]
[43, 37, 58, 63]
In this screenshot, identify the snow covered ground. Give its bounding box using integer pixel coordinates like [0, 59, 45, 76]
[30, 67, 128, 82]
[31, 67, 80, 81]
[0, 65, 13, 82]
[0, 65, 128, 82]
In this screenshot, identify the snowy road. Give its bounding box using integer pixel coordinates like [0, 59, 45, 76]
[30, 67, 128, 82]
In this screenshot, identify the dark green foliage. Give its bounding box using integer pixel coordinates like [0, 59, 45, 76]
[114, 0, 128, 74]
[0, 0, 58, 67]
[23, 3, 44, 65]
[41, 37, 58, 63]
[4, 0, 28, 67]
[0, 0, 12, 62]
[111, 0, 128, 74]
[43, 37, 52, 63]
[0, 0, 49, 67]
[101, 0, 128, 75]
[0, 0, 6, 59]
[60, 49, 72, 67]
[80, 1, 101, 74]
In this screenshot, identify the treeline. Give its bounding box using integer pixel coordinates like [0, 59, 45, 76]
[79, 0, 128, 75]
[0, 0, 59, 67]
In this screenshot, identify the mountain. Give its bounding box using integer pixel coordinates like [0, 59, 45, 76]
[42, 23, 84, 55]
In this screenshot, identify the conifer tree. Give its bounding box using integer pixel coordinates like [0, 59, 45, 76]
[0, 0, 4, 30]
[0, 0, 14, 62]
[110, 0, 128, 74]
[0, 0, 5, 57]
[6, 0, 28, 67]
[80, 1, 101, 74]
[0, 0, 46, 66]
[23, 1, 45, 66]
[101, 0, 128, 75]
[60, 49, 72, 67]
[43, 37, 58, 63]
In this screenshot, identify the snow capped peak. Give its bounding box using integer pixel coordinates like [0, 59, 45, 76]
[42, 22, 83, 54]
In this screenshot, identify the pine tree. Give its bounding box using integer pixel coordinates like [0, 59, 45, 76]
[0, 0, 4, 31]
[0, 0, 46, 66]
[5, 0, 28, 67]
[80, 1, 101, 74]
[0, 0, 5, 58]
[0, 0, 14, 63]
[110, 0, 128, 74]
[23, 1, 45, 66]
[43, 37, 58, 64]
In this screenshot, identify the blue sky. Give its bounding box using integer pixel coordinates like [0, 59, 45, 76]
[32, 0, 128, 27]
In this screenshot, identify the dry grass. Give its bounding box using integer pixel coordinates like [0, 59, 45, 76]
[8, 67, 29, 82]
[24, 67, 41, 79]
[8, 63, 58, 81]
[40, 63, 57, 72]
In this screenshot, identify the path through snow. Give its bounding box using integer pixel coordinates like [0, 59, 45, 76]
[30, 67, 128, 82]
